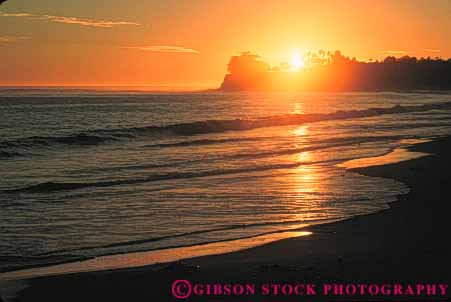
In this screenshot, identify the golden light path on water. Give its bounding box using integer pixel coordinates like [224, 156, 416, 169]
[290, 125, 327, 222]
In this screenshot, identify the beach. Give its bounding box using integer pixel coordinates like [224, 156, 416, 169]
[2, 136, 449, 301]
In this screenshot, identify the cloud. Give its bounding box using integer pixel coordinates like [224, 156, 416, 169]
[124, 45, 199, 53]
[0, 35, 29, 43]
[39, 15, 140, 27]
[424, 48, 440, 53]
[0, 12, 140, 28]
[381, 50, 410, 55]
[1, 13, 33, 17]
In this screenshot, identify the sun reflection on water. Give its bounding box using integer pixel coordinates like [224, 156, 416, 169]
[293, 125, 308, 136]
[292, 102, 304, 114]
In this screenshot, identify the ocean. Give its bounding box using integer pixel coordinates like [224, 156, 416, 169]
[1, 89, 451, 272]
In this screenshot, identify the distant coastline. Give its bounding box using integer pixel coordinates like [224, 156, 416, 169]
[219, 51, 451, 92]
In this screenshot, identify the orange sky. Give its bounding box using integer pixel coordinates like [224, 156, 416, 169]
[1, 0, 450, 88]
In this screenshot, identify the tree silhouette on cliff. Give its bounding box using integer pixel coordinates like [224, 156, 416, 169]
[220, 50, 451, 91]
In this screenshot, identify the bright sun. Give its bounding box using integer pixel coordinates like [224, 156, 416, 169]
[291, 53, 304, 70]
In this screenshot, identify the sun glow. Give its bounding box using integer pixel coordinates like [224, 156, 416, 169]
[290, 53, 304, 70]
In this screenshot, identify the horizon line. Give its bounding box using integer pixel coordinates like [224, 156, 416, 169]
[0, 84, 220, 93]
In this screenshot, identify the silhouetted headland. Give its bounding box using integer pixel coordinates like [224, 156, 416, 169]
[220, 51, 451, 91]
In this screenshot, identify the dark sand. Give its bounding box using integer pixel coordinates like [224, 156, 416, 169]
[4, 138, 451, 301]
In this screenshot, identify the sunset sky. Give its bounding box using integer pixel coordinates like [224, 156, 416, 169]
[1, 0, 450, 88]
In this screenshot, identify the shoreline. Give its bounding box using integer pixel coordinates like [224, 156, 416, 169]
[0, 230, 314, 281]
[0, 218, 337, 276]
[2, 137, 451, 301]
[0, 141, 425, 279]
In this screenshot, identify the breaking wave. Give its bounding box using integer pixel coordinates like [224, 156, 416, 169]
[1, 101, 450, 154]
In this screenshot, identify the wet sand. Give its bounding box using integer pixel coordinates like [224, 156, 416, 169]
[3, 137, 451, 302]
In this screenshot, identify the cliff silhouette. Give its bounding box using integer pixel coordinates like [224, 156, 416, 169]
[220, 51, 451, 91]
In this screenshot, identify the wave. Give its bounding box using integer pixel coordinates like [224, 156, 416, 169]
[83, 134, 403, 174]
[0, 216, 341, 272]
[142, 134, 400, 150]
[6, 165, 301, 194]
[162, 102, 451, 135]
[0, 254, 92, 273]
[2, 101, 451, 152]
[0, 150, 24, 159]
[220, 136, 398, 161]
[0, 133, 117, 150]
[34, 217, 339, 257]
[143, 137, 265, 149]
[6, 157, 357, 194]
